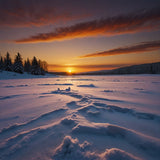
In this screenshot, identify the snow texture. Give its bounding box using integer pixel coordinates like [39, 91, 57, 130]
[0, 73, 160, 160]
[53, 136, 141, 160]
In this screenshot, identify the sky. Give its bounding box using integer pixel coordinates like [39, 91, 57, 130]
[0, 0, 160, 73]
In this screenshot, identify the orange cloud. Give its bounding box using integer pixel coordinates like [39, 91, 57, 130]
[15, 7, 160, 43]
[80, 40, 160, 58]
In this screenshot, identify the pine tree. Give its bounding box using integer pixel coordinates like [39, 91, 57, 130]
[24, 60, 27, 71]
[4, 52, 12, 71]
[0, 56, 4, 71]
[39, 60, 47, 75]
[31, 56, 41, 75]
[13, 53, 24, 74]
[24, 58, 31, 73]
[41, 61, 48, 73]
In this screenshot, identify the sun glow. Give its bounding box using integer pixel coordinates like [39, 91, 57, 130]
[67, 67, 73, 74]
[68, 69, 72, 73]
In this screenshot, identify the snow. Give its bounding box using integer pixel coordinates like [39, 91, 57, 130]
[53, 136, 141, 160]
[0, 71, 57, 80]
[77, 84, 96, 88]
[0, 73, 160, 160]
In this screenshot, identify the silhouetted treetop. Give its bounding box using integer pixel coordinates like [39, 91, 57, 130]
[0, 52, 48, 75]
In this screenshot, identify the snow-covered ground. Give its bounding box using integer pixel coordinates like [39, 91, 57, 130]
[0, 71, 57, 80]
[0, 73, 160, 160]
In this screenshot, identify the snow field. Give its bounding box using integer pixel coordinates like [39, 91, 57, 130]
[0, 73, 160, 160]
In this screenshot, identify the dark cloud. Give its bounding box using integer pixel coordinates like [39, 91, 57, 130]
[80, 40, 160, 58]
[14, 7, 160, 43]
[1, 0, 160, 28]
[0, 0, 89, 27]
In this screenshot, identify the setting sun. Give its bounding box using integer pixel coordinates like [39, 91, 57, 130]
[68, 69, 72, 73]
[67, 68, 73, 74]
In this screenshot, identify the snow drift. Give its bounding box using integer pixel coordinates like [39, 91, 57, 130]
[53, 136, 141, 160]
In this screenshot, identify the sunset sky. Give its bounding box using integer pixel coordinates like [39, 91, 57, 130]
[0, 0, 160, 73]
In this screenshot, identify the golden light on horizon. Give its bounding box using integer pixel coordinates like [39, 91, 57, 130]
[68, 69, 72, 73]
[66, 67, 74, 74]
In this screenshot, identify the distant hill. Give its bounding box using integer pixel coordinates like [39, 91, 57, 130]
[77, 62, 160, 75]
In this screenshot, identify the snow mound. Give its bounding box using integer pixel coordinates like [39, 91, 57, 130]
[49, 88, 160, 121]
[101, 148, 141, 160]
[72, 123, 160, 157]
[103, 90, 114, 93]
[69, 78, 95, 81]
[78, 105, 101, 113]
[4, 84, 28, 88]
[61, 118, 77, 126]
[54, 83, 73, 86]
[77, 84, 96, 87]
[93, 102, 159, 120]
[0, 94, 27, 100]
[0, 128, 40, 159]
[52, 136, 141, 160]
[67, 101, 82, 109]
[87, 110, 100, 116]
[67, 101, 77, 107]
[0, 108, 67, 136]
[38, 83, 73, 86]
[50, 89, 83, 99]
[53, 136, 92, 160]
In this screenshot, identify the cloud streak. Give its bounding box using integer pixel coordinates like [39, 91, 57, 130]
[14, 7, 160, 43]
[79, 40, 160, 58]
[48, 64, 124, 69]
[48, 64, 127, 72]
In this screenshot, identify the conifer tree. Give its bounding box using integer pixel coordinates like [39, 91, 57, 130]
[31, 56, 41, 75]
[13, 52, 24, 74]
[24, 60, 27, 71]
[0, 56, 4, 70]
[24, 58, 31, 73]
[4, 52, 12, 71]
[41, 61, 48, 72]
[38, 60, 47, 75]
[1, 52, 48, 75]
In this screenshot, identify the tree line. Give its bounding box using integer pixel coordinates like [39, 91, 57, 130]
[0, 52, 48, 75]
